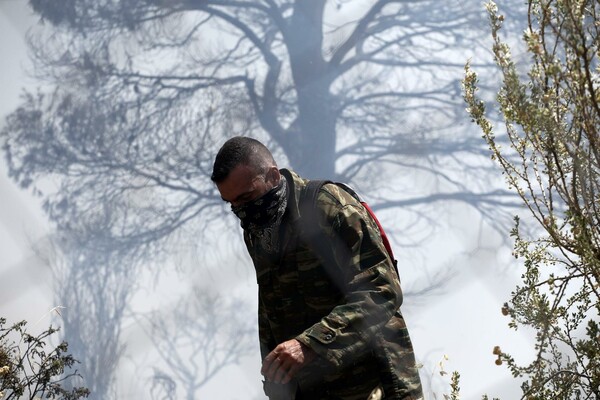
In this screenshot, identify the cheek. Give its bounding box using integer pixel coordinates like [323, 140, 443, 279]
[253, 182, 271, 198]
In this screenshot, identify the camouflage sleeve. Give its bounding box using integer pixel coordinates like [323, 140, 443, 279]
[295, 184, 403, 368]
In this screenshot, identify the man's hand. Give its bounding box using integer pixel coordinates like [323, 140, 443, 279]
[261, 339, 317, 384]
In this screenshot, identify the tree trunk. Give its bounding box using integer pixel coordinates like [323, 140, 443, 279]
[281, 0, 337, 179]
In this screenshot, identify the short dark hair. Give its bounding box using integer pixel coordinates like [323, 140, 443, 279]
[211, 136, 276, 183]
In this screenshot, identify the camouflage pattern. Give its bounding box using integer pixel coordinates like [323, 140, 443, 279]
[244, 170, 423, 400]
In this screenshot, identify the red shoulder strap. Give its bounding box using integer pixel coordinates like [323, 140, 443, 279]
[359, 201, 396, 262]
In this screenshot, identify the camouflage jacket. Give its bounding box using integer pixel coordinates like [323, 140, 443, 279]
[244, 169, 423, 400]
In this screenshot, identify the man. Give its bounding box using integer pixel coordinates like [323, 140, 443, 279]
[211, 137, 423, 399]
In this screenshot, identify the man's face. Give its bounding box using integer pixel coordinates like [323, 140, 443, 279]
[216, 164, 279, 208]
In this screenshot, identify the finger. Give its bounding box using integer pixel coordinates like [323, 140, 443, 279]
[274, 354, 300, 384]
[265, 355, 283, 381]
[279, 363, 298, 385]
[273, 360, 287, 384]
[261, 350, 278, 376]
[274, 354, 298, 384]
[267, 358, 280, 381]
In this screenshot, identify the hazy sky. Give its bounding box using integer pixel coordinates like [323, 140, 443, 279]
[0, 2, 535, 399]
[0, 0, 55, 326]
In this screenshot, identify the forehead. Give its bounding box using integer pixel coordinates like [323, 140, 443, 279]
[215, 164, 260, 202]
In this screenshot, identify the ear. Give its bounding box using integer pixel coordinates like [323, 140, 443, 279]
[265, 166, 280, 186]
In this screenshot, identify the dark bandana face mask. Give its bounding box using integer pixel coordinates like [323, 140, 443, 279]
[231, 176, 288, 253]
[231, 177, 287, 229]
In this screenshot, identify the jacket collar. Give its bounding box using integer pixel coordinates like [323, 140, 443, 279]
[280, 168, 307, 224]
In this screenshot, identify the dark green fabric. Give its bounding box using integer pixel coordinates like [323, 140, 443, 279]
[244, 169, 423, 399]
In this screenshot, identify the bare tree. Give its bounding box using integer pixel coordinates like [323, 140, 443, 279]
[143, 287, 255, 400]
[1, 0, 529, 397]
[51, 231, 139, 400]
[6, 1, 521, 214]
